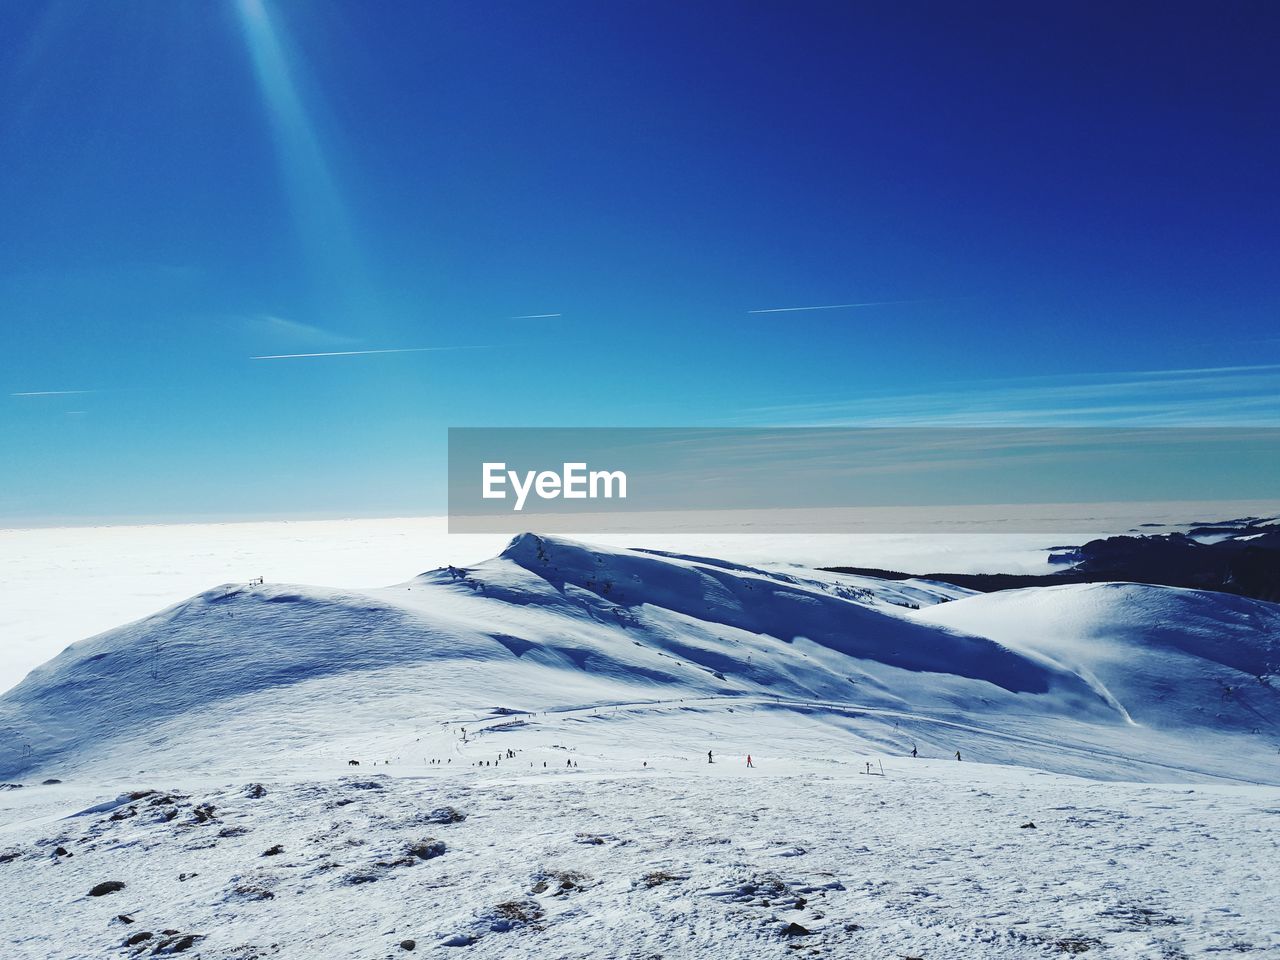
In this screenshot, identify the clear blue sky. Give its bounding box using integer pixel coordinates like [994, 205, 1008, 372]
[2, 1, 1277, 523]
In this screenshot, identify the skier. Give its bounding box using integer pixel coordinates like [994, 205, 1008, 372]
[911, 745, 917, 758]
[746, 754, 754, 768]
[708, 750, 714, 764]
[955, 750, 962, 761]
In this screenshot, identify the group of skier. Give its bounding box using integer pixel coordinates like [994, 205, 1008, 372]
[909, 744, 963, 761]
[412, 733, 969, 773]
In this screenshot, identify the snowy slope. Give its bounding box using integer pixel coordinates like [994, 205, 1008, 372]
[2, 535, 1277, 787]
[3, 760, 1278, 960]
[915, 582, 1280, 735]
[0, 534, 1073, 778]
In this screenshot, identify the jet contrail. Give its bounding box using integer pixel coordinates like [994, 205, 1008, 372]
[748, 299, 933, 314]
[10, 390, 93, 397]
[250, 346, 488, 360]
[510, 313, 562, 319]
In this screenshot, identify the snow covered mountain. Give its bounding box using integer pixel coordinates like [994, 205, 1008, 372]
[2, 533, 1276, 786]
[3, 534, 1279, 959]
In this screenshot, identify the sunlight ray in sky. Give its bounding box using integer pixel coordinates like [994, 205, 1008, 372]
[234, 0, 363, 311]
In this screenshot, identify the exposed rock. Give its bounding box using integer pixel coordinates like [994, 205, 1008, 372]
[399, 939, 417, 951]
[152, 932, 204, 953]
[229, 882, 275, 901]
[489, 899, 544, 932]
[190, 804, 217, 824]
[424, 805, 466, 824]
[1056, 936, 1101, 954]
[532, 869, 589, 896]
[88, 880, 126, 897]
[642, 870, 680, 887]
[407, 839, 445, 861]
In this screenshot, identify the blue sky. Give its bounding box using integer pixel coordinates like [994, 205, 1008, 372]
[2, 1, 1277, 523]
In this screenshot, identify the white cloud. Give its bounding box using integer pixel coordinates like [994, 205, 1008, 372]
[254, 314, 358, 347]
[734, 364, 1280, 427]
[250, 346, 489, 360]
[10, 390, 93, 397]
[747, 299, 934, 314]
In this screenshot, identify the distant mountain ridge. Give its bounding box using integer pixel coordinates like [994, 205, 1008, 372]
[824, 518, 1280, 602]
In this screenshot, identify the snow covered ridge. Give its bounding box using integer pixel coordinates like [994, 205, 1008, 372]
[0, 533, 1277, 785]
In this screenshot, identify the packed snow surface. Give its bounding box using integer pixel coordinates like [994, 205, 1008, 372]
[1, 533, 1277, 958]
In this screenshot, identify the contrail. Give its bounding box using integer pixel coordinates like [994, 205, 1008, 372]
[250, 346, 488, 360]
[748, 299, 934, 314]
[510, 313, 561, 319]
[10, 390, 93, 397]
